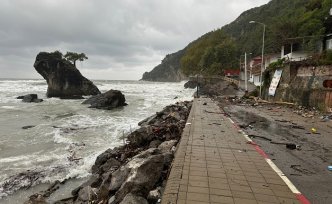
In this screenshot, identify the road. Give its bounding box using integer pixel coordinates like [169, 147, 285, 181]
[217, 99, 332, 204]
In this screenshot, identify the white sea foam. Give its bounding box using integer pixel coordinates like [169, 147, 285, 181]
[0, 79, 195, 200]
[0, 106, 17, 109]
[52, 129, 74, 144]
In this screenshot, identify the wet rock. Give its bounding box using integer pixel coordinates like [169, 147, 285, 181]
[149, 140, 162, 148]
[163, 152, 174, 168]
[17, 94, 43, 103]
[109, 166, 131, 191]
[92, 147, 123, 174]
[127, 127, 155, 148]
[112, 149, 164, 203]
[48, 101, 193, 204]
[138, 114, 157, 126]
[100, 158, 121, 173]
[59, 95, 84, 99]
[72, 174, 101, 196]
[22, 125, 36, 129]
[119, 193, 148, 204]
[24, 194, 47, 204]
[82, 89, 127, 110]
[34, 52, 100, 98]
[184, 80, 199, 89]
[147, 188, 161, 203]
[77, 186, 97, 202]
[158, 140, 178, 153]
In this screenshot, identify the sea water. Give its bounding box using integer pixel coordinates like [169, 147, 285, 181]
[0, 79, 194, 203]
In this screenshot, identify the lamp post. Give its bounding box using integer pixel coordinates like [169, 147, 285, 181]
[249, 20, 266, 98]
[239, 53, 252, 91]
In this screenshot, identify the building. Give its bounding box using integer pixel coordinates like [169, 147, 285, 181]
[248, 54, 280, 86]
[224, 69, 240, 78]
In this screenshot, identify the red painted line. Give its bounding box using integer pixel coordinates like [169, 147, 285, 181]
[227, 115, 310, 203]
[233, 123, 239, 129]
[253, 145, 269, 159]
[296, 193, 311, 204]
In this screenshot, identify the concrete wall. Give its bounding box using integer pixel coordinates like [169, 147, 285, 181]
[267, 64, 332, 111]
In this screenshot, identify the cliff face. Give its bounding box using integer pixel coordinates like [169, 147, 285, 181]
[141, 49, 187, 82]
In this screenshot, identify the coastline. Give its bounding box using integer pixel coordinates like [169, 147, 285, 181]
[24, 100, 193, 204]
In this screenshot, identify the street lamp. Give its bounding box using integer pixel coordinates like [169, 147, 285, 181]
[239, 53, 252, 92]
[249, 20, 266, 98]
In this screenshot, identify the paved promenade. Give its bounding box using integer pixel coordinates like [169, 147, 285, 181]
[162, 97, 302, 204]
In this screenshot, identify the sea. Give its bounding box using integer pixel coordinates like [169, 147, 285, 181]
[0, 79, 194, 203]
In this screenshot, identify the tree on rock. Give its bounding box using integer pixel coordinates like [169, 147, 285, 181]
[64, 52, 88, 67]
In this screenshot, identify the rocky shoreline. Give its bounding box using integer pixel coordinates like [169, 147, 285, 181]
[25, 100, 192, 204]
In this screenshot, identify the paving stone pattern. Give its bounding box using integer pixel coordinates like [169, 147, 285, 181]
[162, 97, 300, 204]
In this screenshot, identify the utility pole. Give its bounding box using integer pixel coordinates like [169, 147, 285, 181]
[244, 52, 248, 92]
[249, 21, 266, 98]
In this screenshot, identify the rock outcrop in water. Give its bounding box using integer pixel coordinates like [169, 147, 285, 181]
[34, 52, 101, 98]
[82, 89, 127, 110]
[17, 94, 43, 103]
[25, 101, 192, 204]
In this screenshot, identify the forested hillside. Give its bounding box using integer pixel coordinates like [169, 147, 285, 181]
[142, 0, 332, 81]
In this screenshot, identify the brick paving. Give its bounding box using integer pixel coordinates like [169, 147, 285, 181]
[162, 97, 301, 204]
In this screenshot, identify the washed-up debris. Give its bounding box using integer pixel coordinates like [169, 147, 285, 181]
[311, 128, 317, 134]
[290, 165, 315, 175]
[293, 106, 320, 118]
[328, 166, 332, 171]
[275, 119, 290, 123]
[320, 115, 332, 122]
[290, 125, 305, 130]
[248, 135, 300, 150]
[286, 143, 297, 150]
[248, 135, 272, 141]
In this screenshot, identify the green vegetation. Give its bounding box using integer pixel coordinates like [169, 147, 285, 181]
[64, 52, 88, 67]
[181, 31, 239, 76]
[180, 0, 332, 76]
[49, 51, 88, 67]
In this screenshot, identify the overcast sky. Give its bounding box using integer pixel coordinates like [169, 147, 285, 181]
[0, 0, 269, 80]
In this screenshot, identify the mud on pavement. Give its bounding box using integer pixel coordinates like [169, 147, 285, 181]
[215, 98, 332, 204]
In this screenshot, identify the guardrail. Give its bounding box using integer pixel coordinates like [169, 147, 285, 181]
[188, 76, 239, 86]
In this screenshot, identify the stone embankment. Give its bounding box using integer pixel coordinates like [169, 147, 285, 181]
[25, 101, 192, 204]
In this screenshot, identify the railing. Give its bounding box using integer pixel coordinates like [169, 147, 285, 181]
[188, 75, 239, 86]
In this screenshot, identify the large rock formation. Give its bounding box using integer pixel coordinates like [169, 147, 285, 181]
[82, 89, 127, 110]
[34, 52, 101, 98]
[141, 49, 187, 82]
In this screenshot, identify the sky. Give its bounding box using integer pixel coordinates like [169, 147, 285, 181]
[0, 0, 269, 80]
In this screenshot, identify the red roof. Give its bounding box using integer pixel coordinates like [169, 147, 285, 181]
[224, 70, 240, 76]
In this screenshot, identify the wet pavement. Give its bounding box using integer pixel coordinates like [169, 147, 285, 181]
[162, 97, 303, 204]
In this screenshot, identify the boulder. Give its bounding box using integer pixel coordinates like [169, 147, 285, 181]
[158, 140, 178, 153]
[34, 52, 100, 98]
[119, 193, 148, 204]
[127, 126, 155, 148]
[17, 94, 43, 103]
[184, 80, 199, 89]
[111, 149, 164, 203]
[77, 186, 97, 202]
[147, 188, 161, 203]
[82, 90, 127, 110]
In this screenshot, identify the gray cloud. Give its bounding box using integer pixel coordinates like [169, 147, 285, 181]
[0, 0, 269, 80]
